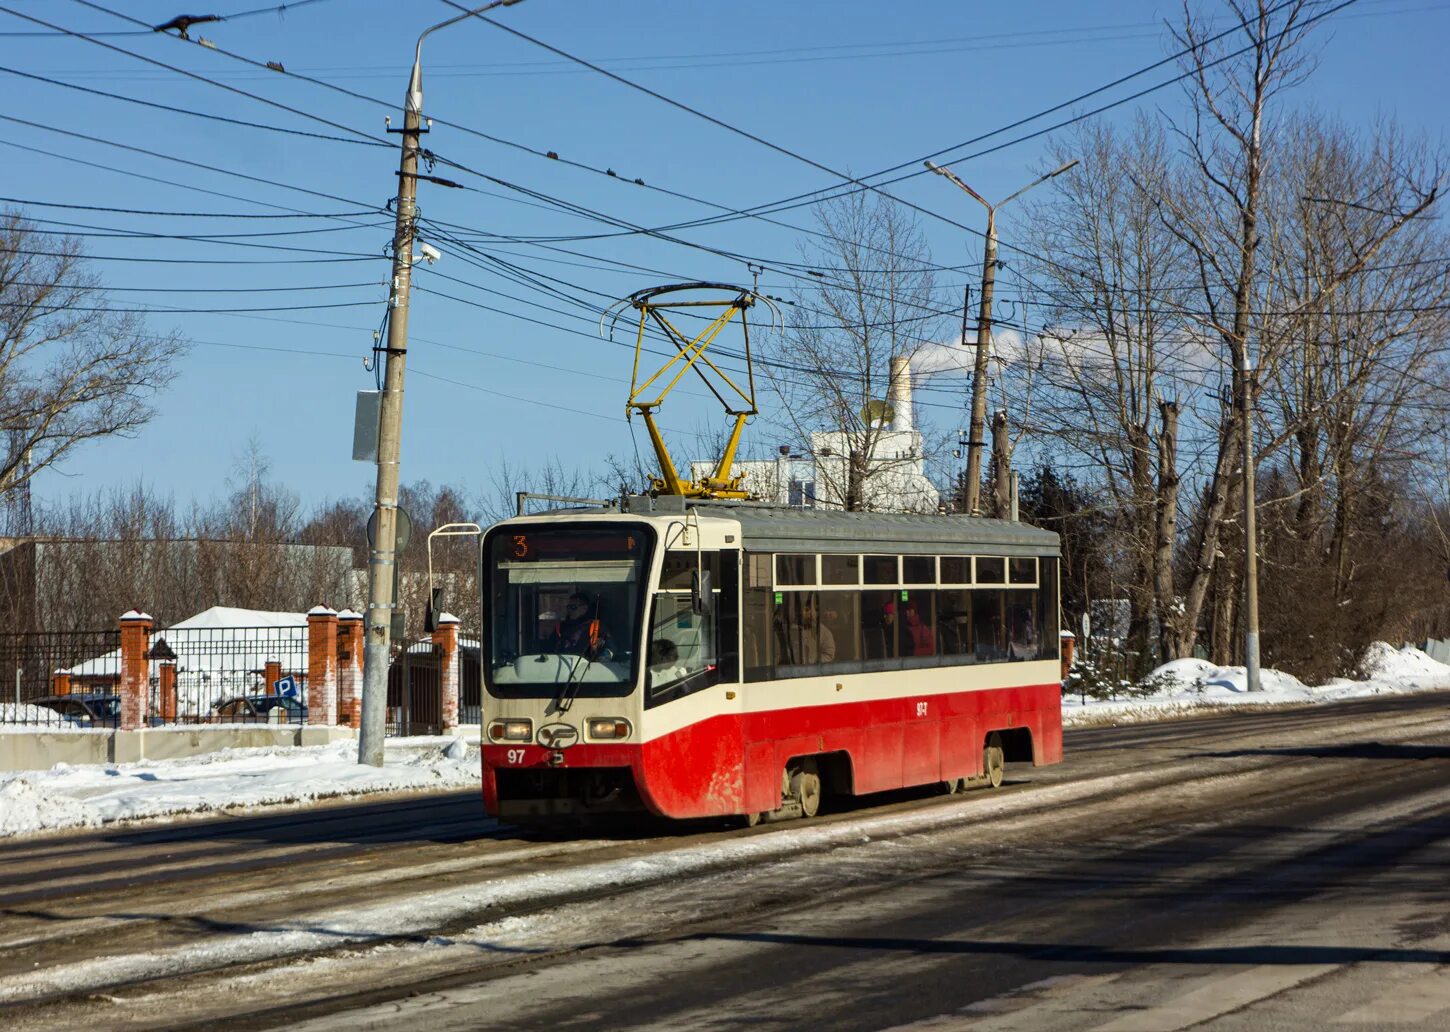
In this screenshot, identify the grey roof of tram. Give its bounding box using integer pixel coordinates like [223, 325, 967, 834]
[547, 496, 1060, 557]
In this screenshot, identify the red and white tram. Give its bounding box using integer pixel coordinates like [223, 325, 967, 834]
[480, 496, 1062, 823]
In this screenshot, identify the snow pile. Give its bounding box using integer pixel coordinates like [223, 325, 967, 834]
[0, 777, 97, 836]
[0, 703, 88, 729]
[1064, 640, 1450, 726]
[0, 737, 480, 839]
[1357, 641, 1450, 684]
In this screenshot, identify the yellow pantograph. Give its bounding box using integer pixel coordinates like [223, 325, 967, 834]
[604, 282, 777, 499]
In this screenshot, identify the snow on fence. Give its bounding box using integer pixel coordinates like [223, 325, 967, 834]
[0, 629, 123, 727]
[150, 624, 310, 724]
[0, 624, 309, 728]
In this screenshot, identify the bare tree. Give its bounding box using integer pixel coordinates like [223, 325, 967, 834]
[0, 212, 187, 496]
[1154, 0, 1439, 662]
[1023, 117, 1193, 668]
[764, 190, 946, 511]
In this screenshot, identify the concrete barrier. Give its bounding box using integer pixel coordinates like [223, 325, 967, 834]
[0, 725, 357, 772]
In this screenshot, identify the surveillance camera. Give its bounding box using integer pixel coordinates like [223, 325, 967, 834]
[419, 242, 441, 265]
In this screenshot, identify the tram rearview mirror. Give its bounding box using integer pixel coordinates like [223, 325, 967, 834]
[691, 571, 713, 616]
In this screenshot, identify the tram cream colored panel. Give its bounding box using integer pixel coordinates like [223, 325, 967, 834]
[637, 660, 1059, 742]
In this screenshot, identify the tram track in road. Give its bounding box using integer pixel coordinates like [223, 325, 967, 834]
[0, 691, 1446, 1028]
[26, 692, 1450, 1031]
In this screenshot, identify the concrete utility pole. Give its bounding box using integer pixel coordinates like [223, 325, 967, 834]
[1241, 352, 1262, 692]
[924, 159, 1078, 516]
[360, 0, 526, 767]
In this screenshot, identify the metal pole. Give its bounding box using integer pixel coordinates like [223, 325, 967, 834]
[1241, 353, 1262, 691]
[359, 62, 423, 768]
[964, 211, 997, 517]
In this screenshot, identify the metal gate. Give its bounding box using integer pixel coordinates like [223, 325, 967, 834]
[386, 645, 442, 736]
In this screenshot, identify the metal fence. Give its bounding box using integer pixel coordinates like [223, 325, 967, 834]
[0, 629, 122, 727]
[1, 621, 483, 732]
[388, 642, 442, 736]
[1424, 638, 1450, 666]
[150, 625, 310, 725]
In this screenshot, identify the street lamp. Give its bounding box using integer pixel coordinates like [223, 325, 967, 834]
[359, 0, 528, 768]
[924, 158, 1078, 516]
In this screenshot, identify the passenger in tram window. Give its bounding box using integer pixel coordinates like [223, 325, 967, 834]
[890, 600, 934, 657]
[547, 593, 612, 660]
[819, 595, 859, 663]
[779, 595, 835, 666]
[648, 638, 690, 688]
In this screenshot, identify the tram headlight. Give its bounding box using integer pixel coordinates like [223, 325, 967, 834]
[586, 717, 632, 740]
[487, 719, 532, 742]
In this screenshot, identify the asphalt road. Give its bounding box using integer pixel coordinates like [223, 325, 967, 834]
[3, 690, 1448, 1030]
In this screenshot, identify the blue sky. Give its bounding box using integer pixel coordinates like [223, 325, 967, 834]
[6, 0, 1447, 514]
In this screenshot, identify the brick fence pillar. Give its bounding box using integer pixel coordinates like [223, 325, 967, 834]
[118, 610, 153, 731]
[263, 659, 282, 694]
[158, 662, 177, 723]
[307, 606, 339, 726]
[433, 613, 460, 734]
[336, 609, 363, 728]
[51, 671, 72, 696]
[1060, 630, 1076, 683]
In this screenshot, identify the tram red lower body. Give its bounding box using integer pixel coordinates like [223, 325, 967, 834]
[482, 681, 1062, 820]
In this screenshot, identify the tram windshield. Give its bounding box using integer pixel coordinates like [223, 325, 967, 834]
[485, 523, 651, 698]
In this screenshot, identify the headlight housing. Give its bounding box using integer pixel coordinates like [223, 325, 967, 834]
[586, 717, 632, 740]
[487, 718, 531, 742]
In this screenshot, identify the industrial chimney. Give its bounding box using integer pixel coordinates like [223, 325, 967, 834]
[888, 355, 914, 433]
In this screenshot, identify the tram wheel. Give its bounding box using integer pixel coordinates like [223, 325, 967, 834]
[983, 733, 1005, 789]
[739, 810, 763, 829]
[790, 768, 822, 819]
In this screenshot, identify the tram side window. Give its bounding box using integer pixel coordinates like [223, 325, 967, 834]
[973, 589, 1006, 661]
[743, 552, 774, 682]
[772, 591, 835, 676]
[646, 590, 719, 702]
[895, 591, 936, 663]
[1005, 590, 1038, 660]
[818, 592, 860, 668]
[861, 589, 899, 663]
[937, 588, 973, 660]
[822, 554, 860, 585]
[1039, 557, 1060, 660]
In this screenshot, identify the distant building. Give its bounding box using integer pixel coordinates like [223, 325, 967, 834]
[692, 356, 940, 512]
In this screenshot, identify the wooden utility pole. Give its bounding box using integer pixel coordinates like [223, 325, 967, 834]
[360, 0, 526, 766]
[359, 57, 422, 769]
[924, 158, 1079, 516]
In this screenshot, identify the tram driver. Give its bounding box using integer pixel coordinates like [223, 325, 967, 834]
[547, 592, 613, 661]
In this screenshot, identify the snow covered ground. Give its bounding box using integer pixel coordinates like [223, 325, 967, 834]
[1063, 641, 1450, 725]
[0, 643, 1446, 841]
[0, 737, 479, 839]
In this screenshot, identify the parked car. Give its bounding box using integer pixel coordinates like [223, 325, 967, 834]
[30, 693, 123, 728]
[212, 694, 307, 724]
